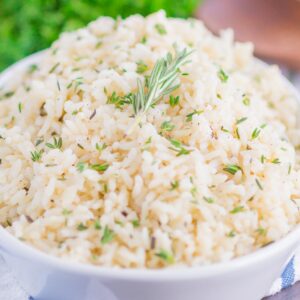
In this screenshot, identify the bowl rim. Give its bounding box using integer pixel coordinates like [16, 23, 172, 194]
[1, 51, 300, 281]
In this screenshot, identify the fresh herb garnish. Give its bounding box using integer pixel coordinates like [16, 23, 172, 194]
[127, 48, 192, 131]
[96, 142, 107, 153]
[242, 96, 250, 106]
[186, 110, 204, 122]
[236, 117, 247, 125]
[169, 95, 180, 107]
[49, 62, 60, 74]
[155, 23, 167, 35]
[46, 136, 63, 150]
[107, 92, 131, 109]
[203, 196, 214, 204]
[255, 178, 263, 190]
[170, 180, 179, 190]
[132, 219, 140, 228]
[251, 128, 261, 139]
[160, 121, 175, 132]
[136, 61, 148, 74]
[77, 223, 88, 231]
[223, 164, 242, 175]
[271, 158, 280, 164]
[155, 249, 174, 264]
[76, 162, 87, 172]
[101, 226, 115, 244]
[230, 206, 244, 214]
[62, 209, 72, 216]
[90, 163, 109, 172]
[169, 139, 192, 156]
[18, 102, 23, 113]
[218, 68, 229, 83]
[94, 220, 101, 230]
[30, 150, 43, 162]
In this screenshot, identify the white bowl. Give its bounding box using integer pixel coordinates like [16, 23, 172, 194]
[1, 53, 300, 300]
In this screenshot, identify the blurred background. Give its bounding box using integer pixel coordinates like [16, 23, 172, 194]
[1, 0, 300, 71]
[0, 0, 200, 71]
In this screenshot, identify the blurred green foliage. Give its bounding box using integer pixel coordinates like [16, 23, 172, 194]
[0, 0, 200, 70]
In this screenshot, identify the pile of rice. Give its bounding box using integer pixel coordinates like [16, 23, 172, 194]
[0, 11, 300, 268]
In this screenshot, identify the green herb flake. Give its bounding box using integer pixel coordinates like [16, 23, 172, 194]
[256, 227, 267, 236]
[49, 62, 60, 74]
[18, 102, 23, 113]
[62, 209, 72, 216]
[46, 136, 63, 150]
[101, 226, 115, 244]
[288, 163, 292, 175]
[251, 128, 261, 140]
[169, 95, 180, 107]
[255, 178, 263, 190]
[218, 69, 229, 83]
[221, 126, 230, 133]
[77, 223, 88, 231]
[223, 164, 242, 175]
[242, 97, 250, 106]
[260, 155, 266, 164]
[136, 61, 148, 74]
[186, 110, 204, 122]
[30, 150, 43, 162]
[141, 35, 147, 44]
[271, 158, 280, 164]
[170, 180, 179, 190]
[230, 206, 244, 214]
[155, 249, 174, 264]
[76, 162, 87, 173]
[107, 92, 131, 109]
[28, 64, 38, 74]
[226, 230, 236, 238]
[155, 23, 167, 35]
[96, 142, 107, 153]
[203, 196, 214, 204]
[132, 219, 140, 228]
[90, 163, 109, 172]
[160, 121, 175, 132]
[236, 117, 247, 125]
[94, 220, 101, 230]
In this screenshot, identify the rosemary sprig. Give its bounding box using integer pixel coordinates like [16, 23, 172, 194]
[127, 47, 193, 133]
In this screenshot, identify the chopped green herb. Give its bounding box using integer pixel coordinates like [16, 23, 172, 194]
[107, 92, 131, 109]
[155, 23, 167, 35]
[28, 64, 38, 74]
[90, 163, 109, 172]
[218, 69, 229, 83]
[132, 219, 140, 228]
[242, 96, 250, 106]
[223, 164, 242, 175]
[169, 95, 180, 107]
[77, 223, 88, 231]
[236, 117, 247, 125]
[46, 136, 63, 150]
[94, 220, 101, 230]
[271, 158, 280, 164]
[18, 102, 23, 113]
[190, 186, 197, 197]
[77, 143, 84, 150]
[141, 35, 147, 44]
[255, 178, 263, 190]
[235, 128, 240, 139]
[62, 209, 72, 216]
[95, 40, 103, 49]
[288, 163, 292, 175]
[251, 128, 261, 139]
[260, 155, 266, 164]
[230, 206, 244, 214]
[101, 226, 115, 244]
[221, 126, 230, 133]
[227, 230, 236, 238]
[260, 123, 267, 129]
[256, 227, 267, 235]
[49, 62, 60, 74]
[136, 61, 148, 74]
[169, 139, 192, 156]
[160, 121, 175, 132]
[76, 162, 87, 172]
[170, 180, 179, 190]
[186, 110, 204, 122]
[203, 196, 214, 204]
[30, 150, 43, 162]
[96, 142, 107, 153]
[155, 249, 174, 264]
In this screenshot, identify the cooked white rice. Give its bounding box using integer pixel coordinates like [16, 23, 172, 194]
[0, 11, 300, 268]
